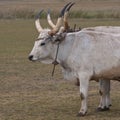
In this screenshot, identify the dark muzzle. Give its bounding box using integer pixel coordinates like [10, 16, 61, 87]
[28, 55, 33, 61]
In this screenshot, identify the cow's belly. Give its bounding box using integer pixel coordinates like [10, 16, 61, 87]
[92, 66, 120, 80]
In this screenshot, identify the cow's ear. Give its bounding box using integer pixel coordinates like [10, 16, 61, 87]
[51, 33, 66, 44]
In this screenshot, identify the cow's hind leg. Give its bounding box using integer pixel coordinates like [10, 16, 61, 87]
[97, 79, 111, 112]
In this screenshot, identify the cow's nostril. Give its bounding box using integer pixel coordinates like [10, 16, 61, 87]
[28, 55, 33, 61]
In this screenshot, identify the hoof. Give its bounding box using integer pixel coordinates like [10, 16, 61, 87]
[77, 112, 87, 117]
[96, 106, 110, 112]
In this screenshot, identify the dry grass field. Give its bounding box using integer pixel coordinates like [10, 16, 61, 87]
[0, 0, 120, 120]
[0, 19, 120, 120]
[0, 0, 120, 11]
[0, 0, 120, 19]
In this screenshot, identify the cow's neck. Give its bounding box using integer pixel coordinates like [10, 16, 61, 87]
[55, 33, 75, 68]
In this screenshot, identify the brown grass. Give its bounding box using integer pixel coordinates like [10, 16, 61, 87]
[0, 0, 120, 19]
[0, 0, 120, 11]
[0, 19, 120, 120]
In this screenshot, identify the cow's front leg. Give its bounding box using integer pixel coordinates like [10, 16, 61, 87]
[77, 72, 91, 117]
[97, 79, 111, 111]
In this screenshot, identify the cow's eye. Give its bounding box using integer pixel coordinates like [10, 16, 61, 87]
[40, 42, 45, 46]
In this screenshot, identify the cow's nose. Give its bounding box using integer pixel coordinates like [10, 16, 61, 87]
[28, 55, 33, 61]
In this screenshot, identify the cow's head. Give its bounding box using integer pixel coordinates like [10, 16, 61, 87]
[28, 2, 74, 64]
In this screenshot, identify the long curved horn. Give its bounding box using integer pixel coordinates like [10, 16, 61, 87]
[47, 9, 56, 28]
[48, 2, 72, 35]
[35, 10, 44, 33]
[64, 2, 75, 31]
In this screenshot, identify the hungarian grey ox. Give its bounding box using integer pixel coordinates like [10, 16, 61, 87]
[28, 3, 120, 116]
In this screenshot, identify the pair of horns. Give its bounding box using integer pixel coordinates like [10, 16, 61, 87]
[35, 2, 75, 35]
[47, 2, 75, 30]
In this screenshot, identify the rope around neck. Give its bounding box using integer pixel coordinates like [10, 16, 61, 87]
[52, 43, 60, 76]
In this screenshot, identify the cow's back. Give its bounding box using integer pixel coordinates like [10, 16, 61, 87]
[82, 26, 120, 34]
